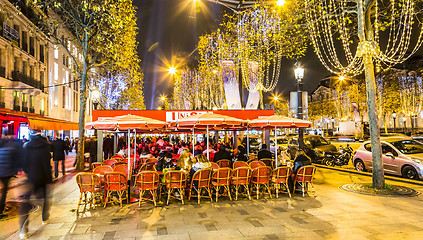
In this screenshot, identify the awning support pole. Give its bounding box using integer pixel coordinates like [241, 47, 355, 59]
[275, 126, 278, 169]
[207, 125, 209, 160]
[247, 127, 249, 157]
[192, 129, 195, 156]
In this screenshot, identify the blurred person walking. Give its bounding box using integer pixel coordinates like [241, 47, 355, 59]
[19, 133, 52, 239]
[0, 136, 20, 218]
[51, 137, 66, 179]
[89, 137, 98, 170]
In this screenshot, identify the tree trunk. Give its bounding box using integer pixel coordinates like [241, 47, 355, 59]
[75, 33, 90, 171]
[358, 0, 385, 189]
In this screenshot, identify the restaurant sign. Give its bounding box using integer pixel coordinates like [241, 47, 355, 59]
[165, 111, 208, 122]
[3, 23, 20, 47]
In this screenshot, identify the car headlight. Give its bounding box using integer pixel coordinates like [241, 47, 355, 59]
[411, 158, 423, 165]
[315, 150, 325, 157]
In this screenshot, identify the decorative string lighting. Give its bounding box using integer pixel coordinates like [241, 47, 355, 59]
[305, 0, 423, 77]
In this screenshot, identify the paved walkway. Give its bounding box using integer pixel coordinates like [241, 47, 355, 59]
[2, 164, 423, 239]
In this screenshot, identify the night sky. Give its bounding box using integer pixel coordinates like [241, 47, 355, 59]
[134, 0, 330, 110]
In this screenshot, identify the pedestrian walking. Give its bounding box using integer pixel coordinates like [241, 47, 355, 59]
[19, 133, 52, 239]
[64, 137, 70, 155]
[103, 135, 113, 160]
[51, 137, 66, 179]
[0, 136, 20, 218]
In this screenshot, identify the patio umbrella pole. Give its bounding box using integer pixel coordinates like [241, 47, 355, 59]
[247, 127, 249, 157]
[192, 129, 195, 156]
[207, 125, 209, 160]
[128, 129, 130, 177]
[275, 126, 278, 169]
[134, 129, 136, 173]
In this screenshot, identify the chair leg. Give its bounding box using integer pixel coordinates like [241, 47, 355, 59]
[167, 189, 171, 205]
[256, 184, 259, 200]
[310, 182, 316, 196]
[198, 188, 201, 204]
[235, 185, 239, 201]
[92, 192, 96, 209]
[180, 188, 185, 205]
[118, 191, 122, 208]
[188, 187, 192, 201]
[215, 186, 219, 202]
[104, 191, 110, 208]
[283, 183, 291, 198]
[152, 190, 157, 207]
[301, 183, 305, 197]
[275, 184, 279, 198]
[207, 187, 212, 203]
[245, 185, 251, 200]
[77, 192, 83, 212]
[225, 186, 232, 201]
[265, 184, 271, 198]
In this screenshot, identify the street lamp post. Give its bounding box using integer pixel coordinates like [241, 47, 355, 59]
[392, 111, 396, 133]
[92, 88, 100, 110]
[294, 64, 304, 149]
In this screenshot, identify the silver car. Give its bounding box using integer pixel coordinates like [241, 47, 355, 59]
[353, 137, 423, 180]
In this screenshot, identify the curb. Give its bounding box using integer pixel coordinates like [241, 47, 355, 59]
[315, 164, 423, 186]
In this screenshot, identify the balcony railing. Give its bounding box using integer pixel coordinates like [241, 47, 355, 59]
[13, 105, 20, 111]
[11, 71, 43, 91]
[0, 66, 5, 78]
[22, 106, 28, 112]
[29, 108, 35, 113]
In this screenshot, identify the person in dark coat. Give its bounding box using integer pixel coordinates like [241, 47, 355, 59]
[257, 144, 273, 160]
[0, 136, 20, 218]
[19, 133, 52, 239]
[64, 137, 70, 155]
[51, 137, 66, 178]
[236, 145, 247, 162]
[89, 137, 98, 169]
[156, 152, 174, 172]
[213, 144, 232, 162]
[103, 135, 113, 159]
[288, 149, 312, 193]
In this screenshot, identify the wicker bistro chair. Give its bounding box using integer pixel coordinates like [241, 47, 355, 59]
[93, 165, 113, 182]
[251, 166, 272, 199]
[104, 172, 128, 208]
[233, 161, 249, 169]
[211, 168, 232, 202]
[294, 166, 317, 197]
[113, 164, 129, 178]
[271, 167, 292, 198]
[110, 155, 124, 160]
[103, 159, 118, 167]
[261, 158, 274, 169]
[164, 171, 187, 205]
[76, 173, 103, 211]
[216, 159, 231, 168]
[231, 167, 252, 200]
[211, 162, 219, 170]
[139, 162, 157, 172]
[249, 161, 266, 169]
[248, 154, 258, 161]
[147, 158, 158, 164]
[135, 171, 160, 207]
[91, 162, 104, 169]
[188, 169, 213, 204]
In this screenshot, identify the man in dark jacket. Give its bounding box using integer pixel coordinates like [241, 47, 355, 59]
[213, 144, 232, 162]
[257, 144, 273, 160]
[51, 137, 66, 178]
[103, 135, 113, 159]
[0, 136, 20, 218]
[19, 133, 52, 239]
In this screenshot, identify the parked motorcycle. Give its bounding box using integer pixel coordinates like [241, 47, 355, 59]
[323, 144, 353, 166]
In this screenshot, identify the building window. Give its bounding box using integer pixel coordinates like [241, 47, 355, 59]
[54, 45, 59, 59]
[39, 44, 45, 63]
[22, 93, 27, 108]
[62, 86, 66, 108]
[14, 57, 18, 71]
[13, 91, 20, 106]
[54, 62, 58, 80]
[30, 95, 34, 109]
[40, 98, 45, 115]
[0, 87, 4, 104]
[22, 61, 27, 74]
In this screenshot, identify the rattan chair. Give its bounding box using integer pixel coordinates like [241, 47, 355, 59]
[76, 173, 102, 211]
[233, 161, 249, 169]
[217, 159, 231, 168]
[294, 166, 316, 197]
[249, 161, 266, 169]
[271, 167, 292, 198]
[188, 169, 213, 204]
[211, 162, 219, 170]
[231, 167, 252, 200]
[104, 172, 128, 208]
[251, 166, 272, 199]
[135, 171, 160, 207]
[164, 170, 187, 205]
[211, 168, 232, 202]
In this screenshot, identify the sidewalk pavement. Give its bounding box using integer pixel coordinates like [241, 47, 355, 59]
[2, 165, 423, 239]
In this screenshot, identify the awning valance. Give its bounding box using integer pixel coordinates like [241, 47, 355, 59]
[28, 118, 79, 131]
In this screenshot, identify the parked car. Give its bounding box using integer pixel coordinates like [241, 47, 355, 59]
[286, 135, 338, 163]
[353, 137, 423, 180]
[270, 137, 289, 153]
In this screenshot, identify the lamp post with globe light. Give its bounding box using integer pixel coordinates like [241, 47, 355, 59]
[392, 111, 397, 133]
[294, 63, 304, 149]
[91, 87, 101, 110]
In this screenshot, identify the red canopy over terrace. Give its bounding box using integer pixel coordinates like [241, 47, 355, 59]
[169, 112, 246, 159]
[248, 115, 311, 167]
[85, 114, 167, 131]
[248, 115, 312, 129]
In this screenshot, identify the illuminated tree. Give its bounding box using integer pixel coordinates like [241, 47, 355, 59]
[305, 0, 423, 188]
[31, 0, 144, 170]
